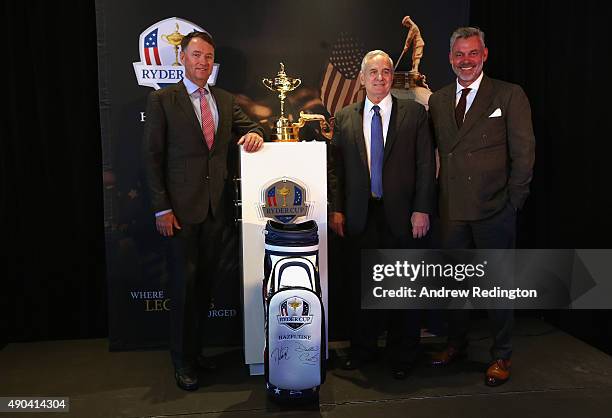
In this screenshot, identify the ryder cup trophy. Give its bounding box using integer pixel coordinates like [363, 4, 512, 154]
[161, 23, 184, 67]
[263, 63, 333, 141]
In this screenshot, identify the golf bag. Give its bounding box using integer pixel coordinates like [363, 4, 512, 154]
[262, 220, 326, 401]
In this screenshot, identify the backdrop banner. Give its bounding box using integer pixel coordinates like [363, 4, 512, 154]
[95, 0, 468, 350]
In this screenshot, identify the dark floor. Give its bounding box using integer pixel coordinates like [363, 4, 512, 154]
[1, 319, 611, 418]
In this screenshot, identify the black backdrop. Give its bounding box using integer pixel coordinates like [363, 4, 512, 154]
[3, 0, 611, 354]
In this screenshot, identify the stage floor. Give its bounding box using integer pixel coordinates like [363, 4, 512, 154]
[2, 318, 611, 418]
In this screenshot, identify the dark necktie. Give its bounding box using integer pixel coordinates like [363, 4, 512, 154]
[370, 105, 384, 198]
[455, 88, 471, 128]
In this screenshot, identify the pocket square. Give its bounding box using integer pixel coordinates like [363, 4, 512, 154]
[489, 108, 502, 118]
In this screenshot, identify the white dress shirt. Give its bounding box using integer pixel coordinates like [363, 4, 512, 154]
[183, 76, 219, 131]
[455, 71, 484, 117]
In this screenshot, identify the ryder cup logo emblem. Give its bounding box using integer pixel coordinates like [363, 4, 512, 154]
[278, 297, 313, 330]
[260, 178, 310, 224]
[133, 17, 220, 90]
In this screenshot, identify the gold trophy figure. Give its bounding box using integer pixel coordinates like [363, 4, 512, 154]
[161, 23, 185, 67]
[393, 16, 432, 109]
[263, 63, 302, 141]
[263, 63, 334, 141]
[278, 186, 290, 207]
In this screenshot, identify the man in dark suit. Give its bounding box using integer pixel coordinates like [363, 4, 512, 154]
[428, 27, 535, 386]
[328, 50, 435, 379]
[142, 31, 264, 391]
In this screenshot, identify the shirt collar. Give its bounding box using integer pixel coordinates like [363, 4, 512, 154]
[455, 71, 484, 95]
[183, 76, 209, 96]
[365, 93, 392, 115]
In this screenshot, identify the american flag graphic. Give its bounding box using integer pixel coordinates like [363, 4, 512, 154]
[280, 300, 288, 316]
[143, 28, 162, 65]
[320, 32, 366, 117]
[267, 187, 277, 207]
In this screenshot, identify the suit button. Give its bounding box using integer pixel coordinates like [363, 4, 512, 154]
[448, 152, 453, 157]
[468, 176, 472, 181]
[205, 176, 210, 180]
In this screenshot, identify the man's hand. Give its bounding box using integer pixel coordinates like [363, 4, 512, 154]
[238, 132, 264, 152]
[411, 211, 429, 239]
[156, 211, 181, 237]
[329, 211, 345, 238]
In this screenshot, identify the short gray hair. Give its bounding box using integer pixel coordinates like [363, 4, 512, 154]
[360, 50, 394, 72]
[449, 27, 486, 51]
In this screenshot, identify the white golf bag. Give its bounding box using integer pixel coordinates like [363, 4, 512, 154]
[262, 220, 326, 401]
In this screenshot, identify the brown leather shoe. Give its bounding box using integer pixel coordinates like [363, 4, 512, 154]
[430, 345, 466, 367]
[485, 359, 511, 386]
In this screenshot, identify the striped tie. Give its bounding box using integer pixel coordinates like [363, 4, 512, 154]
[199, 87, 215, 149]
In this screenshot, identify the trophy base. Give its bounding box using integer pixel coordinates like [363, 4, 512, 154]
[391, 87, 432, 109]
[393, 71, 429, 90]
[271, 132, 299, 142]
[272, 120, 300, 142]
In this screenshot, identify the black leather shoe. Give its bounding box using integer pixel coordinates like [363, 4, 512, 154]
[175, 368, 199, 391]
[197, 355, 217, 371]
[391, 362, 413, 380]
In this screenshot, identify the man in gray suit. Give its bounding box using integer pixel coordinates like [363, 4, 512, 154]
[328, 50, 435, 379]
[143, 31, 264, 391]
[428, 27, 535, 386]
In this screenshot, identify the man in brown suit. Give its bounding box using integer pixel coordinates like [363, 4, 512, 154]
[428, 27, 535, 386]
[143, 31, 264, 391]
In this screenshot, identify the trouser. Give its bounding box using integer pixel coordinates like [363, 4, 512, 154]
[167, 210, 227, 369]
[439, 202, 516, 360]
[347, 198, 426, 364]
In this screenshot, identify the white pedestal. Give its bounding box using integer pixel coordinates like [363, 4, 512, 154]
[240, 142, 328, 375]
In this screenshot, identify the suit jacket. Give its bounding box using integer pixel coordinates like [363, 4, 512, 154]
[328, 96, 435, 238]
[142, 81, 263, 224]
[429, 75, 535, 221]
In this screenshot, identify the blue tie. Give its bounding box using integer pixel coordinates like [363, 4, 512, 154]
[370, 105, 384, 198]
